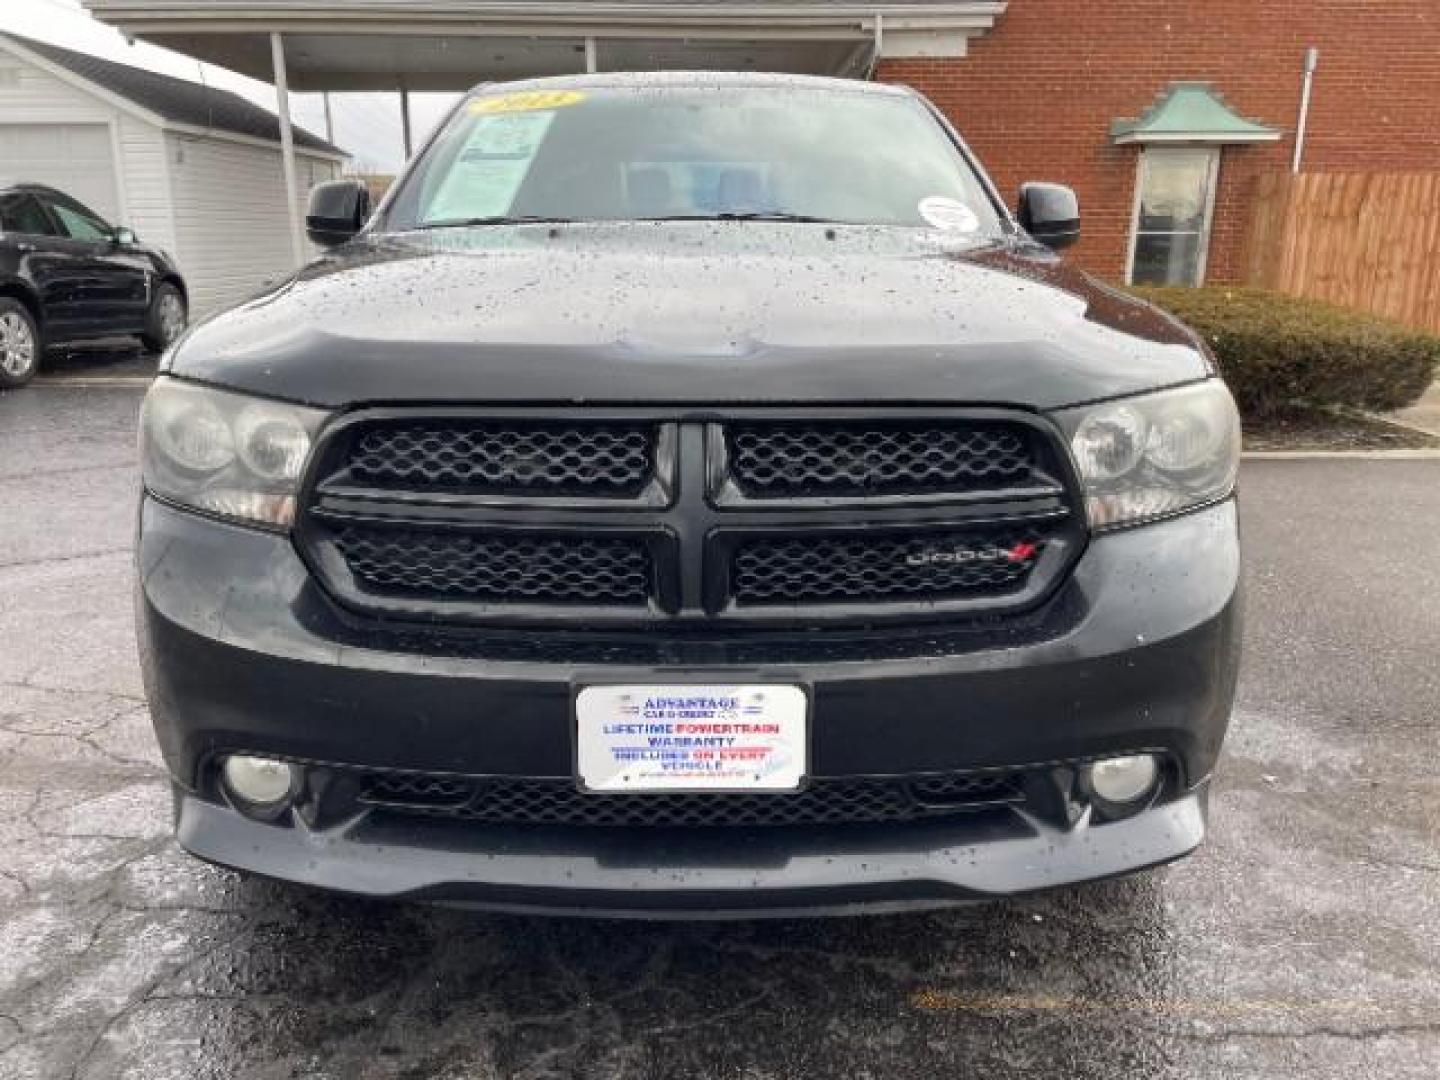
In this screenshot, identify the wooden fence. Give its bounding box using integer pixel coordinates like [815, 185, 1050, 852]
[1243, 171, 1440, 334]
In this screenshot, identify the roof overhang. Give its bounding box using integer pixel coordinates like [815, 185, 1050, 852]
[83, 2, 1008, 90]
[1111, 82, 1282, 146]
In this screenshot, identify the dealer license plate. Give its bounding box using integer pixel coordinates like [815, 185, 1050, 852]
[575, 684, 808, 793]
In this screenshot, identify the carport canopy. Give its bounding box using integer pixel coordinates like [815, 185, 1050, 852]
[81, 1, 1008, 264]
[82, 2, 1009, 91]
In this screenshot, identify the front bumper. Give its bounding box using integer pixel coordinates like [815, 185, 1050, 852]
[175, 785, 1208, 918]
[138, 495, 1241, 915]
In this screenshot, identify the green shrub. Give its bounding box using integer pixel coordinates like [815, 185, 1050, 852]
[1132, 286, 1440, 419]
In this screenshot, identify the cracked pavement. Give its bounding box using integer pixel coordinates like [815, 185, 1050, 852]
[1, 379, 1437, 1078]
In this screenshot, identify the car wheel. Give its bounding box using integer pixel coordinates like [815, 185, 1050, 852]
[142, 283, 187, 353]
[0, 299, 41, 389]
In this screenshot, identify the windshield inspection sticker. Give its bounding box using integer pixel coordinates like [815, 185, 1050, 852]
[468, 90, 587, 115]
[918, 196, 980, 233]
[576, 684, 808, 793]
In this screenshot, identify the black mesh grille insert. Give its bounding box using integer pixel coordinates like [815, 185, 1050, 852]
[731, 528, 1045, 606]
[334, 526, 653, 606]
[360, 773, 472, 809]
[357, 773, 1025, 827]
[726, 420, 1037, 499]
[346, 420, 656, 497]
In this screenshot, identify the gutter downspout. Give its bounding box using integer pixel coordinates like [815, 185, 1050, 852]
[865, 13, 884, 80]
[1292, 46, 1319, 174]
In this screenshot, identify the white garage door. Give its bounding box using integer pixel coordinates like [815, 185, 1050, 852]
[0, 123, 119, 222]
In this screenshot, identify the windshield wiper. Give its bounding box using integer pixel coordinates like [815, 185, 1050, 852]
[635, 212, 846, 224]
[413, 211, 852, 230]
[413, 215, 582, 230]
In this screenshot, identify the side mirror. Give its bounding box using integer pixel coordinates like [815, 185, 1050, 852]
[1017, 183, 1080, 250]
[112, 226, 137, 247]
[306, 179, 371, 248]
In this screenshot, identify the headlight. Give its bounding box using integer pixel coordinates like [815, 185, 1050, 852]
[1055, 380, 1240, 528]
[140, 377, 328, 527]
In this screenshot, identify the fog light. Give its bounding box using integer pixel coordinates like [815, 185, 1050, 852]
[221, 755, 300, 814]
[1085, 754, 1159, 805]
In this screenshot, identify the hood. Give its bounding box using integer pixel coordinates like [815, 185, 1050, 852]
[168, 223, 1210, 411]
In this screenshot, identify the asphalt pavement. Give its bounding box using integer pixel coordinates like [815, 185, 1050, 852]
[0, 379, 1437, 1079]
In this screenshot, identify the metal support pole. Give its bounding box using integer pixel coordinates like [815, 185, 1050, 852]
[1292, 46, 1319, 174]
[269, 32, 305, 268]
[322, 92, 334, 144]
[584, 36, 598, 74]
[400, 88, 413, 160]
[866, 13, 884, 80]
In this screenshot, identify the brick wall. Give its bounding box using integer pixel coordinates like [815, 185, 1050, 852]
[878, 1, 1440, 284]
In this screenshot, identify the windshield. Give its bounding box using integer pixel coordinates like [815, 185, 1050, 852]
[383, 85, 1004, 233]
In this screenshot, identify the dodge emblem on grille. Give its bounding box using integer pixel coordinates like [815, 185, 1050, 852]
[905, 541, 1039, 567]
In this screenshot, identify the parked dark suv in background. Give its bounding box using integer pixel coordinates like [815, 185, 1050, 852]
[0, 183, 187, 387]
[137, 73, 1242, 917]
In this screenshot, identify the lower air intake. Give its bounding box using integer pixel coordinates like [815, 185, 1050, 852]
[358, 772, 1025, 828]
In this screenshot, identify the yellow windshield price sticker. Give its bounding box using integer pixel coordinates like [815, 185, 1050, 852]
[469, 90, 587, 115]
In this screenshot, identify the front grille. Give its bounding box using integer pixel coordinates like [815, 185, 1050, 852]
[726, 419, 1038, 499]
[334, 526, 653, 606]
[731, 528, 1045, 606]
[347, 420, 657, 497]
[301, 409, 1080, 625]
[358, 772, 1025, 828]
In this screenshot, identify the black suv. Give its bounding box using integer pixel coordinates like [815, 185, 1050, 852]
[137, 74, 1241, 917]
[0, 183, 187, 387]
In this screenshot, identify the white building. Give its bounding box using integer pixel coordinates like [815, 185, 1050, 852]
[0, 32, 347, 317]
